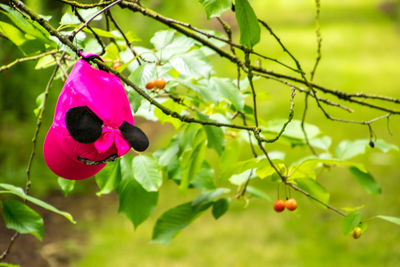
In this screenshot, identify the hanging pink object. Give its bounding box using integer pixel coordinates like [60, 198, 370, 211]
[43, 52, 148, 180]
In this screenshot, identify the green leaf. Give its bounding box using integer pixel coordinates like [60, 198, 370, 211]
[33, 92, 45, 117]
[190, 161, 217, 190]
[132, 155, 163, 192]
[117, 173, 158, 229]
[2, 200, 44, 240]
[192, 188, 230, 208]
[198, 113, 225, 154]
[57, 177, 75, 197]
[0, 183, 75, 223]
[0, 263, 20, 267]
[374, 139, 399, 152]
[35, 55, 56, 69]
[336, 140, 368, 160]
[198, 0, 232, 19]
[169, 49, 213, 78]
[129, 63, 157, 89]
[153, 99, 184, 129]
[95, 161, 121, 196]
[0, 4, 53, 45]
[376, 215, 400, 226]
[156, 33, 196, 61]
[349, 166, 381, 195]
[60, 12, 81, 25]
[235, 0, 261, 48]
[229, 169, 253, 186]
[220, 140, 240, 180]
[263, 120, 320, 141]
[150, 30, 175, 50]
[246, 186, 271, 201]
[294, 178, 330, 204]
[209, 77, 244, 111]
[289, 158, 366, 180]
[152, 202, 208, 244]
[158, 141, 180, 167]
[256, 162, 275, 179]
[0, 21, 25, 46]
[212, 198, 230, 219]
[179, 128, 207, 190]
[342, 212, 362, 235]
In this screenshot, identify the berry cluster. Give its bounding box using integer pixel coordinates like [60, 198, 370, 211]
[273, 198, 297, 212]
[146, 77, 166, 90]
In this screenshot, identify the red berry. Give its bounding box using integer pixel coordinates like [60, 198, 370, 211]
[112, 61, 122, 70]
[273, 200, 285, 212]
[145, 80, 156, 89]
[285, 198, 297, 211]
[154, 77, 166, 89]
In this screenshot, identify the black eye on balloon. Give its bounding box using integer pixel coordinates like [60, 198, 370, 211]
[65, 106, 103, 143]
[119, 121, 149, 152]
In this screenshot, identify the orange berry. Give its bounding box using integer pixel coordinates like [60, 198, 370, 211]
[285, 198, 297, 211]
[112, 61, 122, 70]
[154, 77, 166, 89]
[145, 80, 156, 89]
[273, 200, 285, 212]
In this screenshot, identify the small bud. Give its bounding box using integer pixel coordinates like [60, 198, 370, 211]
[369, 140, 375, 148]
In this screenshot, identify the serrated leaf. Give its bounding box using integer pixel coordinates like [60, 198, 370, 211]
[152, 202, 208, 244]
[209, 77, 244, 111]
[198, 0, 232, 19]
[294, 178, 330, 204]
[2, 200, 44, 240]
[212, 198, 230, 219]
[132, 155, 162, 192]
[57, 177, 75, 197]
[235, 0, 260, 48]
[376, 215, 400, 226]
[95, 161, 121, 196]
[342, 212, 362, 235]
[151, 30, 175, 50]
[0, 183, 75, 223]
[117, 174, 158, 229]
[169, 49, 213, 78]
[349, 166, 381, 195]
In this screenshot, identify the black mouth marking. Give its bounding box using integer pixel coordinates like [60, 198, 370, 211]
[77, 154, 118, 165]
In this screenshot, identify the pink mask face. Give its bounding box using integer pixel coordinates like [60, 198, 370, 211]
[43, 53, 149, 180]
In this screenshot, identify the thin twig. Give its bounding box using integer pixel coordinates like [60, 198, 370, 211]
[0, 50, 57, 73]
[73, 7, 106, 55]
[68, 0, 122, 40]
[310, 0, 322, 81]
[262, 88, 296, 143]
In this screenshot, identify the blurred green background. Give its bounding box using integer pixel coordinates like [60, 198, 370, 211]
[1, 0, 400, 266]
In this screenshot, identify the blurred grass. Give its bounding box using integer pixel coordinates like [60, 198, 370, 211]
[1, 0, 400, 266]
